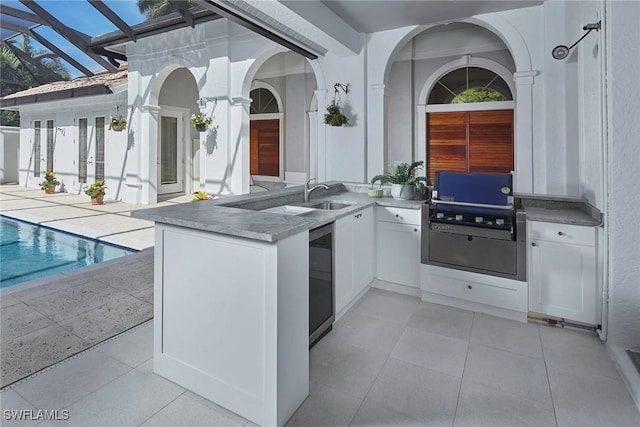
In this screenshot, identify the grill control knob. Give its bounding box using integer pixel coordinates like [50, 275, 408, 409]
[496, 219, 505, 226]
[475, 217, 483, 223]
[436, 212, 444, 219]
[455, 214, 463, 221]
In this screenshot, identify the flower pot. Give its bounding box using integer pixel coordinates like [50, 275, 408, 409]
[111, 124, 125, 132]
[44, 187, 55, 194]
[391, 184, 416, 200]
[195, 124, 207, 131]
[368, 188, 384, 198]
[91, 194, 104, 205]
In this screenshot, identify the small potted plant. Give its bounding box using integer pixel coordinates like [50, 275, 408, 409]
[108, 114, 127, 131]
[371, 161, 430, 200]
[191, 113, 213, 131]
[191, 190, 215, 202]
[40, 171, 60, 194]
[324, 101, 349, 127]
[84, 181, 107, 205]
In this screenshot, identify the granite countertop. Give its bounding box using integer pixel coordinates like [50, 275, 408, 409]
[132, 182, 425, 242]
[515, 193, 602, 227]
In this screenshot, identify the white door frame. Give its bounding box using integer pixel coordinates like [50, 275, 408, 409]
[158, 106, 188, 195]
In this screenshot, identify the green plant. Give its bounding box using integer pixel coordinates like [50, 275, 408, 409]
[191, 113, 213, 129]
[84, 181, 107, 198]
[39, 171, 60, 190]
[370, 161, 430, 187]
[324, 101, 349, 127]
[108, 115, 127, 131]
[192, 190, 214, 202]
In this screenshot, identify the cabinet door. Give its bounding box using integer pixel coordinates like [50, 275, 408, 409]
[529, 239, 596, 324]
[334, 215, 355, 314]
[354, 207, 375, 293]
[376, 221, 421, 288]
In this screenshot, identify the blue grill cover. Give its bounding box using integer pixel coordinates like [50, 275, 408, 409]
[434, 172, 512, 206]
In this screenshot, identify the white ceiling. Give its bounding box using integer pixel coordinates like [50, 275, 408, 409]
[319, 0, 543, 33]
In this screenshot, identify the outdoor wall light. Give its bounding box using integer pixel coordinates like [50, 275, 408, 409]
[552, 21, 601, 60]
[198, 97, 217, 109]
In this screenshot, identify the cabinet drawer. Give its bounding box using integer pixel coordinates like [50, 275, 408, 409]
[424, 270, 527, 313]
[377, 206, 421, 225]
[529, 221, 596, 247]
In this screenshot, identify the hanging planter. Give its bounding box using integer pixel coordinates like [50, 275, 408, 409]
[324, 101, 349, 127]
[108, 114, 127, 132]
[324, 83, 350, 127]
[191, 112, 213, 131]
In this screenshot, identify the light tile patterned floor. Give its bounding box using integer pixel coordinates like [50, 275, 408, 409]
[1, 288, 638, 427]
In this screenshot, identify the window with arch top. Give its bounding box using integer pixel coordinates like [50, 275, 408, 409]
[428, 67, 512, 105]
[250, 88, 279, 114]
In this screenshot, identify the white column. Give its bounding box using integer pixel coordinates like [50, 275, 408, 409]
[138, 104, 160, 204]
[314, 89, 328, 182]
[228, 96, 251, 195]
[368, 83, 388, 182]
[513, 71, 538, 193]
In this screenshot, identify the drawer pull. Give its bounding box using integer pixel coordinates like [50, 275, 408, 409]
[558, 231, 565, 236]
[414, 228, 418, 232]
[467, 285, 473, 290]
[531, 242, 537, 247]
[395, 214, 400, 218]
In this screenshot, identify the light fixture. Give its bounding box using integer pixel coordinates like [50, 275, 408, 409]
[198, 97, 217, 109]
[552, 21, 601, 60]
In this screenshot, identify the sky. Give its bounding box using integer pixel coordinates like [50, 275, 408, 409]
[3, 0, 147, 78]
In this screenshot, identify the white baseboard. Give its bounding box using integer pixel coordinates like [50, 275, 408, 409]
[284, 172, 308, 187]
[609, 346, 640, 414]
[335, 283, 371, 322]
[420, 290, 527, 322]
[371, 279, 421, 298]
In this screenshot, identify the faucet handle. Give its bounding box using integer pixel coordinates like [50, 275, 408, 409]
[305, 177, 316, 187]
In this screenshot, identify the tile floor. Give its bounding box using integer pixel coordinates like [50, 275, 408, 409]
[1, 288, 638, 427]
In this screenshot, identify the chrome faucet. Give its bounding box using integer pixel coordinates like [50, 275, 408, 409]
[304, 178, 329, 203]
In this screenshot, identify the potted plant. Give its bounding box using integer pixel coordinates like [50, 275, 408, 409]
[370, 161, 430, 200]
[84, 181, 107, 205]
[191, 113, 213, 131]
[108, 115, 127, 131]
[324, 101, 349, 127]
[40, 171, 60, 194]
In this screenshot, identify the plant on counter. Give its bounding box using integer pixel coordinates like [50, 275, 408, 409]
[370, 161, 430, 200]
[191, 113, 213, 131]
[108, 114, 127, 131]
[192, 190, 215, 201]
[40, 171, 60, 193]
[323, 101, 349, 127]
[84, 181, 107, 205]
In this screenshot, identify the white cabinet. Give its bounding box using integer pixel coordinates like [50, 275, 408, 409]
[334, 206, 375, 314]
[376, 207, 421, 289]
[528, 221, 598, 324]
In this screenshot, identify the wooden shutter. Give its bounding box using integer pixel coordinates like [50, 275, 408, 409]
[250, 119, 280, 177]
[427, 110, 514, 183]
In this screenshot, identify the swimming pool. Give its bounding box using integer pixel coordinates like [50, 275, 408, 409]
[0, 216, 136, 288]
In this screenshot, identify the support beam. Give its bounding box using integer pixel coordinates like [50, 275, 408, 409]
[169, 1, 196, 28]
[0, 5, 47, 25]
[194, 0, 318, 59]
[87, 0, 137, 42]
[30, 28, 95, 76]
[18, 0, 117, 72]
[1, 39, 64, 82]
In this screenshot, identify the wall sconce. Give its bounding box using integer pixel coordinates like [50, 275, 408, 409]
[198, 97, 217, 109]
[552, 21, 601, 60]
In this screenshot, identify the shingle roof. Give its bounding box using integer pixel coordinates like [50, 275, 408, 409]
[1, 65, 128, 108]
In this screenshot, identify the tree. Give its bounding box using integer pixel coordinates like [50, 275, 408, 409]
[451, 88, 506, 104]
[137, 0, 195, 20]
[1, 35, 70, 126]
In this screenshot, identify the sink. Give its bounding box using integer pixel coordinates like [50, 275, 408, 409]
[305, 201, 353, 210]
[261, 205, 316, 216]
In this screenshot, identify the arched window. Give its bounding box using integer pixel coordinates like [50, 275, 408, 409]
[250, 88, 279, 114]
[428, 67, 512, 105]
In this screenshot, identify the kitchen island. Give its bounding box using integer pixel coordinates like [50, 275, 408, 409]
[132, 183, 422, 427]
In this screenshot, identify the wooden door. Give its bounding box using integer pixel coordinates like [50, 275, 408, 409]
[427, 110, 513, 183]
[250, 119, 279, 177]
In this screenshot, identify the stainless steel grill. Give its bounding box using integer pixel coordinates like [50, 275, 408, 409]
[421, 172, 526, 281]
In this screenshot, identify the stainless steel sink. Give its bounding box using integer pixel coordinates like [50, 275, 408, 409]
[305, 201, 352, 210]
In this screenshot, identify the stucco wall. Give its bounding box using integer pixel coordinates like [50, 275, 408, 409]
[606, 0, 640, 350]
[0, 126, 19, 184]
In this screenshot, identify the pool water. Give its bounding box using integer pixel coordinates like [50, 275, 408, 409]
[0, 216, 136, 288]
